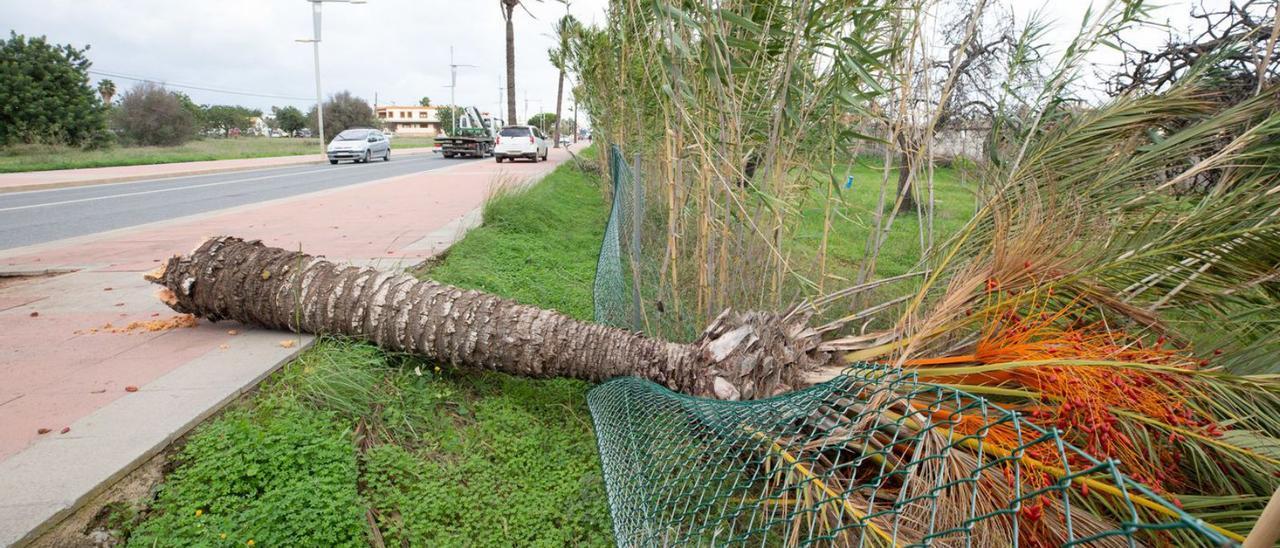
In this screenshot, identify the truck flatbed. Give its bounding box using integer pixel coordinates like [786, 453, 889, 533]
[438, 129, 491, 158]
[438, 114, 495, 158]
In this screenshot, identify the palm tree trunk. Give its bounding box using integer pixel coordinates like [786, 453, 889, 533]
[894, 131, 917, 214]
[895, 149, 917, 214]
[503, 3, 518, 124]
[552, 70, 565, 148]
[148, 237, 835, 400]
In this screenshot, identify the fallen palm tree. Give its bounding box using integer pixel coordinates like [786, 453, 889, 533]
[146, 236, 834, 401]
[147, 236, 1263, 546]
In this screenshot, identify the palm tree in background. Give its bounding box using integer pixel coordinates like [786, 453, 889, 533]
[548, 14, 578, 148]
[97, 79, 116, 107]
[499, 0, 541, 124]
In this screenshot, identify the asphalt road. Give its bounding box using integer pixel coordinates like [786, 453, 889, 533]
[0, 154, 475, 250]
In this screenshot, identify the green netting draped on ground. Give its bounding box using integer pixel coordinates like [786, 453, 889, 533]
[587, 365, 1231, 547]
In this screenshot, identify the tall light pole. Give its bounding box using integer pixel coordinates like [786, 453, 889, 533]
[297, 0, 365, 156]
[445, 46, 476, 135]
[497, 72, 505, 127]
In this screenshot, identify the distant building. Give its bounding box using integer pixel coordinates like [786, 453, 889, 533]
[248, 116, 272, 137]
[376, 105, 441, 136]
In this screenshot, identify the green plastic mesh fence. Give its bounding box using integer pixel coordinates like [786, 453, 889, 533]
[588, 146, 1233, 546]
[587, 366, 1232, 547]
[593, 144, 642, 331]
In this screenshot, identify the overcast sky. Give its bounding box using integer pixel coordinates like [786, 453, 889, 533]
[1013, 0, 1229, 100]
[5, 0, 607, 122]
[5, 1, 1226, 121]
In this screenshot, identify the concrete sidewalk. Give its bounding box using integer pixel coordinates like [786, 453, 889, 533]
[0, 147, 436, 194]
[0, 147, 575, 545]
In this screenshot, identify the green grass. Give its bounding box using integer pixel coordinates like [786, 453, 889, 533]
[425, 165, 609, 320]
[124, 161, 613, 546]
[789, 159, 974, 280]
[0, 135, 436, 173]
[388, 135, 437, 150]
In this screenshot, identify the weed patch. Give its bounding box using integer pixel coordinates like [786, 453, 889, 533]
[127, 396, 367, 546]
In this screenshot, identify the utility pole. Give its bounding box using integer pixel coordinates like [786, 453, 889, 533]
[297, 0, 365, 154]
[447, 46, 477, 136]
[523, 90, 528, 125]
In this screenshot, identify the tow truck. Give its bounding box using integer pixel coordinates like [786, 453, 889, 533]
[437, 106, 500, 159]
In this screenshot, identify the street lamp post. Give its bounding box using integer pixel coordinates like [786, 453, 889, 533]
[298, 0, 365, 157]
[446, 46, 476, 136]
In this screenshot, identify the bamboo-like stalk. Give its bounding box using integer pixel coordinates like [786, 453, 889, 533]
[569, 0, 903, 339]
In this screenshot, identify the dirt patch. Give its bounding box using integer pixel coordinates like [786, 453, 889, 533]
[0, 270, 74, 292]
[407, 247, 452, 277]
[27, 444, 177, 547]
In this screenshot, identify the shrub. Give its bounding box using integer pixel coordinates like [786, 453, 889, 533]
[201, 104, 259, 137]
[526, 112, 558, 134]
[0, 32, 108, 147]
[307, 90, 379, 142]
[112, 83, 197, 146]
[272, 105, 307, 135]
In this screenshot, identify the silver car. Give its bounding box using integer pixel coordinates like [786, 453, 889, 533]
[327, 128, 391, 164]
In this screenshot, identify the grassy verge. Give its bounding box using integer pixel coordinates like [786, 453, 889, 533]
[123, 161, 613, 546]
[789, 159, 973, 279]
[388, 135, 436, 150]
[0, 136, 436, 173]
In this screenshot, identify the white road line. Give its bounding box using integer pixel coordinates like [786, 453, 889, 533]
[0, 160, 420, 213]
[1, 160, 330, 197]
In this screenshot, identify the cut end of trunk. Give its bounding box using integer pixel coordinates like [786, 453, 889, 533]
[156, 288, 178, 306]
[142, 262, 168, 283]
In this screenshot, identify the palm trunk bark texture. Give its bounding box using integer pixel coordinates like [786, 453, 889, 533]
[148, 237, 836, 400]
